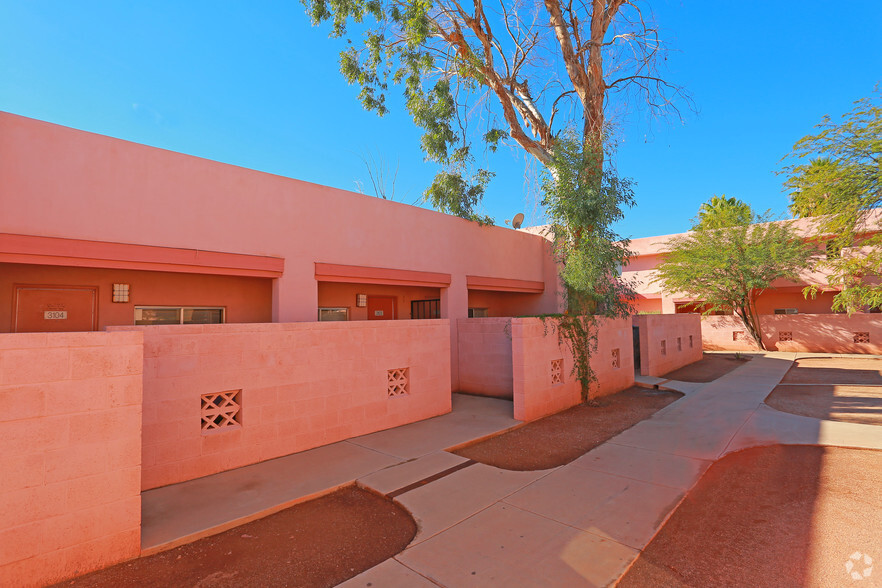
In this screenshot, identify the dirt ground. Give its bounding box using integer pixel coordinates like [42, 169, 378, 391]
[661, 352, 751, 382]
[54, 486, 416, 588]
[766, 385, 882, 426]
[452, 387, 682, 470]
[766, 357, 882, 426]
[618, 445, 882, 588]
[780, 356, 882, 385]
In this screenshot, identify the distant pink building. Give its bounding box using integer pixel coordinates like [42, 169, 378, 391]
[623, 219, 882, 353]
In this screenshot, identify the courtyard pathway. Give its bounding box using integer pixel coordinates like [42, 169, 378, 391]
[142, 352, 882, 586]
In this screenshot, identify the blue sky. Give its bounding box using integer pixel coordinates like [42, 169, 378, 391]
[2, 1, 880, 238]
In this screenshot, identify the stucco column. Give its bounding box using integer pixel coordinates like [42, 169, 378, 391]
[441, 275, 469, 391]
[272, 261, 319, 323]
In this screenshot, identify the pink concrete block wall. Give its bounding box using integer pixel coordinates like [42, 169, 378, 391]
[456, 318, 514, 399]
[511, 317, 634, 422]
[634, 314, 703, 377]
[702, 314, 882, 354]
[0, 331, 142, 587]
[109, 321, 451, 490]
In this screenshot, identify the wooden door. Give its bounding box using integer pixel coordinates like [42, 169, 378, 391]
[367, 296, 396, 320]
[13, 285, 98, 332]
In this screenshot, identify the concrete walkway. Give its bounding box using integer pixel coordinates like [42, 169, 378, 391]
[141, 394, 519, 553]
[143, 353, 882, 586]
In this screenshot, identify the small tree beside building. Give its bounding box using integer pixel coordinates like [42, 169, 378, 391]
[652, 199, 814, 350]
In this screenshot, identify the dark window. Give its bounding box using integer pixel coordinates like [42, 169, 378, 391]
[411, 299, 441, 319]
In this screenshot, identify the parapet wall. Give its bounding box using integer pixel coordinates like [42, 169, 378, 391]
[702, 314, 882, 354]
[635, 314, 703, 377]
[511, 317, 634, 422]
[0, 331, 143, 587]
[109, 320, 451, 490]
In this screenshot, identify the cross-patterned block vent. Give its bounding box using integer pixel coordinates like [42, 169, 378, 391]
[733, 331, 745, 341]
[779, 331, 793, 342]
[551, 359, 563, 385]
[611, 348, 620, 369]
[201, 390, 241, 432]
[387, 368, 410, 397]
[660, 340, 667, 356]
[854, 332, 870, 343]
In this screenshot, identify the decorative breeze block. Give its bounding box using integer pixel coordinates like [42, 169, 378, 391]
[854, 332, 870, 343]
[779, 331, 793, 342]
[660, 340, 666, 356]
[689, 335, 694, 348]
[611, 348, 620, 369]
[387, 368, 410, 396]
[201, 390, 241, 431]
[677, 337, 682, 351]
[551, 359, 563, 385]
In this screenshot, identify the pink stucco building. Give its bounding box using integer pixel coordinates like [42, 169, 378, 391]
[0, 112, 565, 385]
[0, 112, 647, 586]
[623, 217, 882, 352]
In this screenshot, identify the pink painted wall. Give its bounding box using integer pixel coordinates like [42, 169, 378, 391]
[631, 298, 663, 314]
[108, 321, 451, 490]
[0, 262, 273, 333]
[753, 288, 837, 315]
[0, 113, 560, 325]
[456, 318, 513, 399]
[466, 289, 548, 318]
[0, 331, 142, 587]
[702, 314, 882, 354]
[317, 281, 441, 321]
[511, 317, 634, 422]
[634, 314, 703, 377]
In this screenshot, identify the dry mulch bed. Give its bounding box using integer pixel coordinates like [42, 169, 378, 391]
[661, 352, 750, 383]
[766, 357, 882, 425]
[54, 485, 415, 588]
[779, 357, 882, 385]
[452, 387, 681, 470]
[618, 445, 882, 588]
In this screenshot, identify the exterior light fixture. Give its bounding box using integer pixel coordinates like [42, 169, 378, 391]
[356, 294, 367, 307]
[112, 283, 130, 303]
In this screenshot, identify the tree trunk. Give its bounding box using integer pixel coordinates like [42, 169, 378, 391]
[736, 302, 766, 351]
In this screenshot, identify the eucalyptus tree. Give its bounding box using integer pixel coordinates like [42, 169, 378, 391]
[303, 0, 689, 220]
[305, 0, 689, 397]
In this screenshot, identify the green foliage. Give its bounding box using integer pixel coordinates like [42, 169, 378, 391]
[693, 195, 752, 229]
[653, 204, 814, 350]
[538, 130, 636, 399]
[541, 130, 635, 317]
[306, 0, 493, 219]
[424, 168, 494, 224]
[305, 0, 688, 225]
[782, 91, 882, 312]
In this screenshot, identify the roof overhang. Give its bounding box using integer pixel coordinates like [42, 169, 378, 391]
[466, 275, 545, 293]
[315, 262, 451, 288]
[0, 233, 284, 278]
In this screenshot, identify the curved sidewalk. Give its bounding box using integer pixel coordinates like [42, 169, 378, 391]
[344, 352, 882, 587]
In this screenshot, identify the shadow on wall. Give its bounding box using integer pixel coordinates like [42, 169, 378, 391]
[701, 314, 882, 354]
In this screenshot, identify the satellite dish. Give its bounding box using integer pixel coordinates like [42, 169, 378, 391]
[511, 212, 524, 229]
